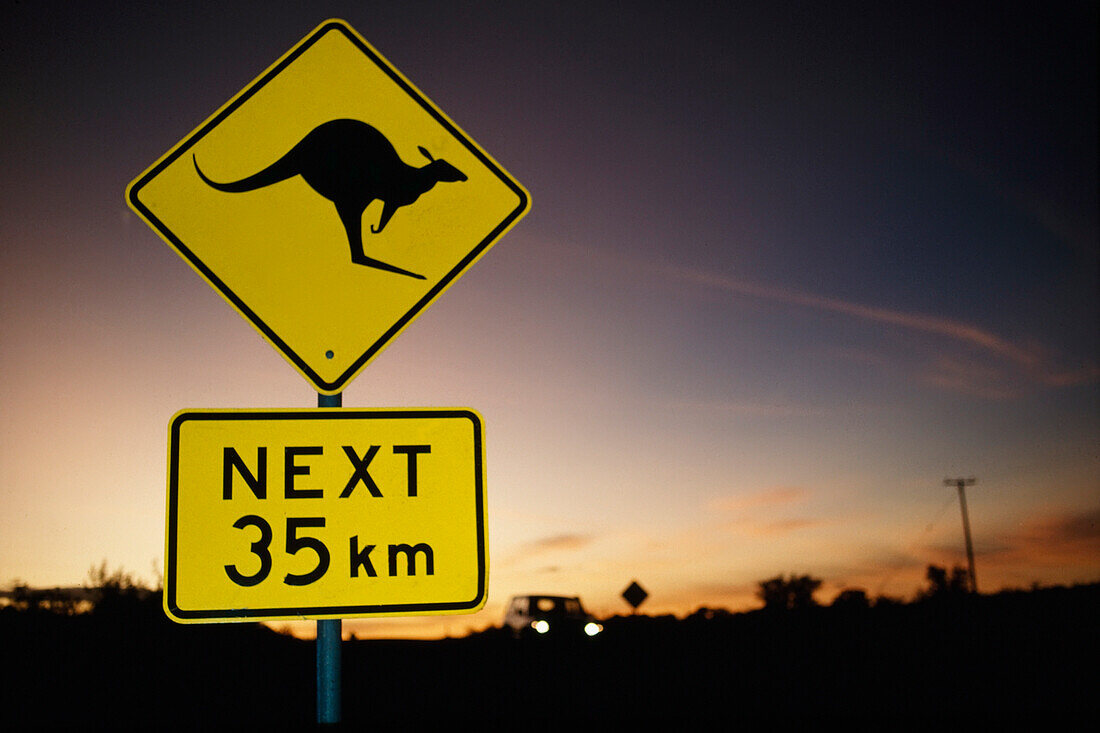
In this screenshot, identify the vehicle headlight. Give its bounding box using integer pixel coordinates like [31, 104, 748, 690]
[584, 622, 602, 637]
[533, 620, 550, 634]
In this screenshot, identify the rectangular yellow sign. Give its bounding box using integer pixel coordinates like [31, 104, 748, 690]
[165, 409, 487, 623]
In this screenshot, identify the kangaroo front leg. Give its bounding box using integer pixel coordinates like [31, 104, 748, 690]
[371, 201, 397, 234]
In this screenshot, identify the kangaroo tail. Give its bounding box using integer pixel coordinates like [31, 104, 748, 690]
[193, 152, 299, 193]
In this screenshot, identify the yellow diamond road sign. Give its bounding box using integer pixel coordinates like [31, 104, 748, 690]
[165, 409, 487, 622]
[127, 19, 529, 394]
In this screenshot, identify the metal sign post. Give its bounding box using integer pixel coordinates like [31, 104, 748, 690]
[317, 391, 342, 725]
[316, 617, 342, 724]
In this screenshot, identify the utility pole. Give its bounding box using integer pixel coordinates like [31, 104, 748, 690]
[944, 477, 978, 593]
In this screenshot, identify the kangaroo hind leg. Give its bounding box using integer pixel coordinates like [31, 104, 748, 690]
[335, 201, 425, 280]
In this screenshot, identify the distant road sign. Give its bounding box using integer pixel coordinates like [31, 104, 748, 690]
[127, 19, 529, 394]
[165, 409, 487, 622]
[622, 580, 648, 610]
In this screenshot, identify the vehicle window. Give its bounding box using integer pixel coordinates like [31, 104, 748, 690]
[536, 597, 558, 612]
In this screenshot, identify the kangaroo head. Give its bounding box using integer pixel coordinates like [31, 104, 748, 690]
[419, 146, 467, 183]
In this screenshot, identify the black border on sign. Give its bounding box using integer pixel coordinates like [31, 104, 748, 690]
[165, 408, 487, 621]
[128, 20, 529, 394]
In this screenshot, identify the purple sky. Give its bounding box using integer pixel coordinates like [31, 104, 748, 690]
[2, 1, 1096, 637]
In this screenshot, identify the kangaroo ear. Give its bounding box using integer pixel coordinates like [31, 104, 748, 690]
[418, 146, 435, 162]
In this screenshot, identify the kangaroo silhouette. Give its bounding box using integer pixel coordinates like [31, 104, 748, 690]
[193, 119, 467, 280]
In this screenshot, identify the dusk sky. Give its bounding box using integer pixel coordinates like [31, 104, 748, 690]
[2, 1, 1097, 638]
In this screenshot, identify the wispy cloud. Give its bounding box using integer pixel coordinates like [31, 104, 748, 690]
[662, 399, 820, 417]
[920, 355, 1025, 400]
[670, 266, 1039, 365]
[493, 534, 596, 576]
[665, 265, 1099, 395]
[520, 534, 594, 555]
[988, 508, 1100, 568]
[708, 488, 822, 537]
[538, 236, 1097, 397]
[742, 518, 824, 536]
[710, 486, 808, 512]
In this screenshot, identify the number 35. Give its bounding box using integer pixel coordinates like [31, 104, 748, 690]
[225, 515, 331, 586]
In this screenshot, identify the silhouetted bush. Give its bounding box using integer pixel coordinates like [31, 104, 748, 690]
[6, 583, 82, 616]
[4, 566, 1097, 724]
[756, 573, 823, 611]
[82, 560, 163, 623]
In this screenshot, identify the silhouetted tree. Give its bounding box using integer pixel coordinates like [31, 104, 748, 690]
[918, 564, 970, 601]
[757, 574, 822, 611]
[831, 588, 870, 610]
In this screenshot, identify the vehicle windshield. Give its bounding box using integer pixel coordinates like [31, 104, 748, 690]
[531, 597, 583, 617]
